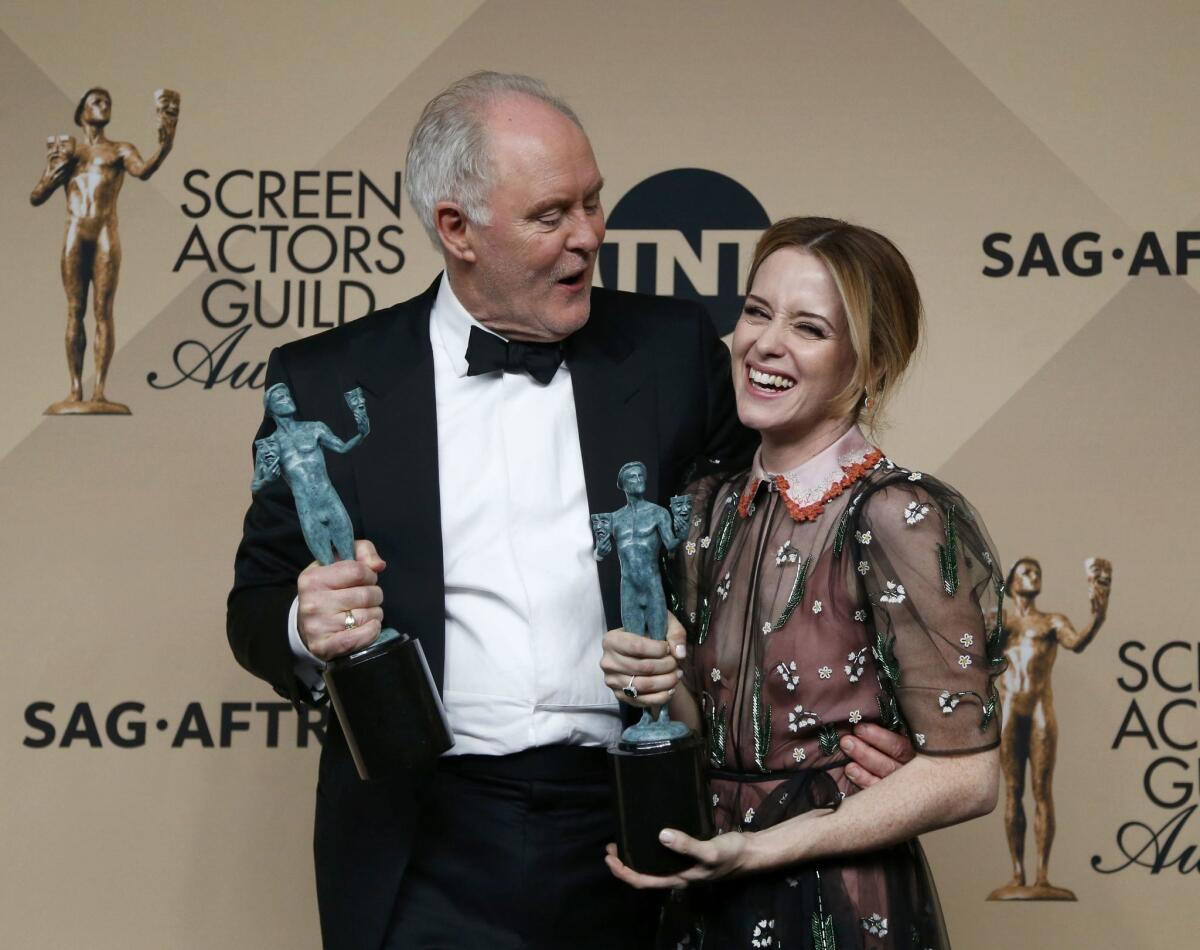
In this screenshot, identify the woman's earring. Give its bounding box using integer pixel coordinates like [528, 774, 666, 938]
[863, 390, 876, 411]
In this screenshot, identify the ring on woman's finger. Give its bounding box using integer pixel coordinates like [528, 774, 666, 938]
[343, 610, 357, 630]
[622, 675, 638, 699]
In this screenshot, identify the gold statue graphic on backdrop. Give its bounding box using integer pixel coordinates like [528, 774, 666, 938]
[29, 87, 180, 415]
[987, 556, 1112, 901]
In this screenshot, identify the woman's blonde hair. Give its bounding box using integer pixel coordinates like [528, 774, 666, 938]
[746, 216, 923, 431]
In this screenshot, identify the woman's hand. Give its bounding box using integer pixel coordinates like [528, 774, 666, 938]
[605, 829, 757, 889]
[600, 615, 688, 707]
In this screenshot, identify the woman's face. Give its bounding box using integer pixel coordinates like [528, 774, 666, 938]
[731, 247, 858, 453]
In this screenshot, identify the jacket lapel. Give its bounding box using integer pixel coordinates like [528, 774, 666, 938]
[567, 292, 659, 628]
[348, 276, 448, 689]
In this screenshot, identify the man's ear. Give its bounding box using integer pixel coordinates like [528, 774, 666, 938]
[434, 202, 476, 263]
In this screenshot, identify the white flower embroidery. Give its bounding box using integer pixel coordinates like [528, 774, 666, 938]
[689, 611, 697, 623]
[812, 600, 823, 614]
[879, 581, 907, 605]
[785, 875, 800, 887]
[750, 919, 774, 948]
[908, 471, 923, 482]
[939, 690, 961, 715]
[818, 666, 833, 680]
[982, 550, 993, 566]
[844, 647, 868, 683]
[792, 746, 807, 762]
[915, 733, 926, 747]
[854, 609, 867, 622]
[712, 793, 720, 807]
[788, 705, 817, 732]
[855, 530, 873, 545]
[862, 913, 889, 937]
[710, 668, 722, 682]
[775, 660, 800, 692]
[744, 807, 756, 825]
[716, 572, 732, 600]
[692, 515, 703, 528]
[857, 560, 870, 575]
[960, 633, 974, 648]
[904, 501, 930, 525]
[762, 621, 773, 635]
[685, 540, 697, 556]
[775, 540, 798, 565]
[849, 709, 863, 724]
[958, 654, 973, 669]
[700, 535, 712, 549]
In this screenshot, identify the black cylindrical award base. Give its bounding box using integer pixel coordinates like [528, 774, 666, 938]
[609, 732, 714, 875]
[324, 631, 453, 780]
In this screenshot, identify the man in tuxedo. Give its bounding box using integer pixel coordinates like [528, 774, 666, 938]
[228, 71, 753, 950]
[228, 72, 907, 950]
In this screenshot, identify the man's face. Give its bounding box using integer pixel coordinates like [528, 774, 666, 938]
[619, 465, 646, 496]
[84, 92, 111, 126]
[1011, 560, 1042, 595]
[461, 95, 605, 342]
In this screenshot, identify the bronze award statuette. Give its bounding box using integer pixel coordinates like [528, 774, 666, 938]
[31, 88, 182, 416]
[987, 556, 1112, 901]
[593, 462, 714, 875]
[252, 383, 453, 780]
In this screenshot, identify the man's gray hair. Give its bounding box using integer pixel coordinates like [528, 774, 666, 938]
[404, 71, 584, 246]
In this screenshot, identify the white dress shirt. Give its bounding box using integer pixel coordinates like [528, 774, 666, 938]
[288, 276, 621, 755]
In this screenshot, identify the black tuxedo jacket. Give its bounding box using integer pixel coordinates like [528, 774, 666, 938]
[227, 276, 754, 949]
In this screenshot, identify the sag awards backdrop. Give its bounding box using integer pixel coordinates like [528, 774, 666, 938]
[1, 1, 1197, 946]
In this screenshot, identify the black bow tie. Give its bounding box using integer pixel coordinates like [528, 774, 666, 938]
[464, 325, 564, 385]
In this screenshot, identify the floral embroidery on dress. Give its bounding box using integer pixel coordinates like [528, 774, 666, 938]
[716, 572, 732, 600]
[712, 793, 720, 807]
[855, 530, 872, 545]
[958, 654, 973, 669]
[938, 690, 961, 714]
[792, 746, 807, 762]
[788, 704, 818, 731]
[857, 560, 870, 575]
[750, 919, 775, 948]
[862, 913, 889, 937]
[879, 581, 907, 605]
[776, 540, 799, 565]
[762, 621, 773, 635]
[710, 668, 722, 682]
[982, 550, 993, 566]
[700, 535, 711, 549]
[908, 472, 923, 482]
[960, 633, 974, 648]
[744, 807, 756, 825]
[904, 500, 931, 525]
[685, 540, 697, 556]
[854, 609, 867, 622]
[818, 665, 832, 679]
[915, 733, 926, 747]
[812, 600, 823, 614]
[844, 646, 868, 683]
[775, 661, 800, 691]
[849, 709, 862, 724]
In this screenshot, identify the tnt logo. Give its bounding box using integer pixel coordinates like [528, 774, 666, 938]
[597, 168, 769, 335]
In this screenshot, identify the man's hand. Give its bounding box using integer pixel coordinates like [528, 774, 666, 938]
[297, 540, 386, 661]
[600, 614, 688, 707]
[840, 723, 915, 789]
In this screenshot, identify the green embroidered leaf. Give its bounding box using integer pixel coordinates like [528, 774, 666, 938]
[872, 629, 901, 685]
[818, 724, 840, 757]
[811, 911, 838, 950]
[937, 503, 959, 596]
[876, 690, 905, 732]
[770, 556, 811, 632]
[706, 700, 728, 769]
[832, 510, 851, 558]
[980, 686, 1000, 731]
[696, 594, 711, 646]
[712, 493, 740, 562]
[752, 667, 772, 772]
[987, 578, 1006, 665]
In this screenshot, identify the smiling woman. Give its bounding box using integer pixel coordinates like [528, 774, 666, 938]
[602, 217, 1006, 949]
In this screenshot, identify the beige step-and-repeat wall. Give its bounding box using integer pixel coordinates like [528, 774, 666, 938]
[2, 2, 1196, 946]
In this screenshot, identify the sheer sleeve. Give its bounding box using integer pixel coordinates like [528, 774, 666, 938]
[849, 472, 1006, 755]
